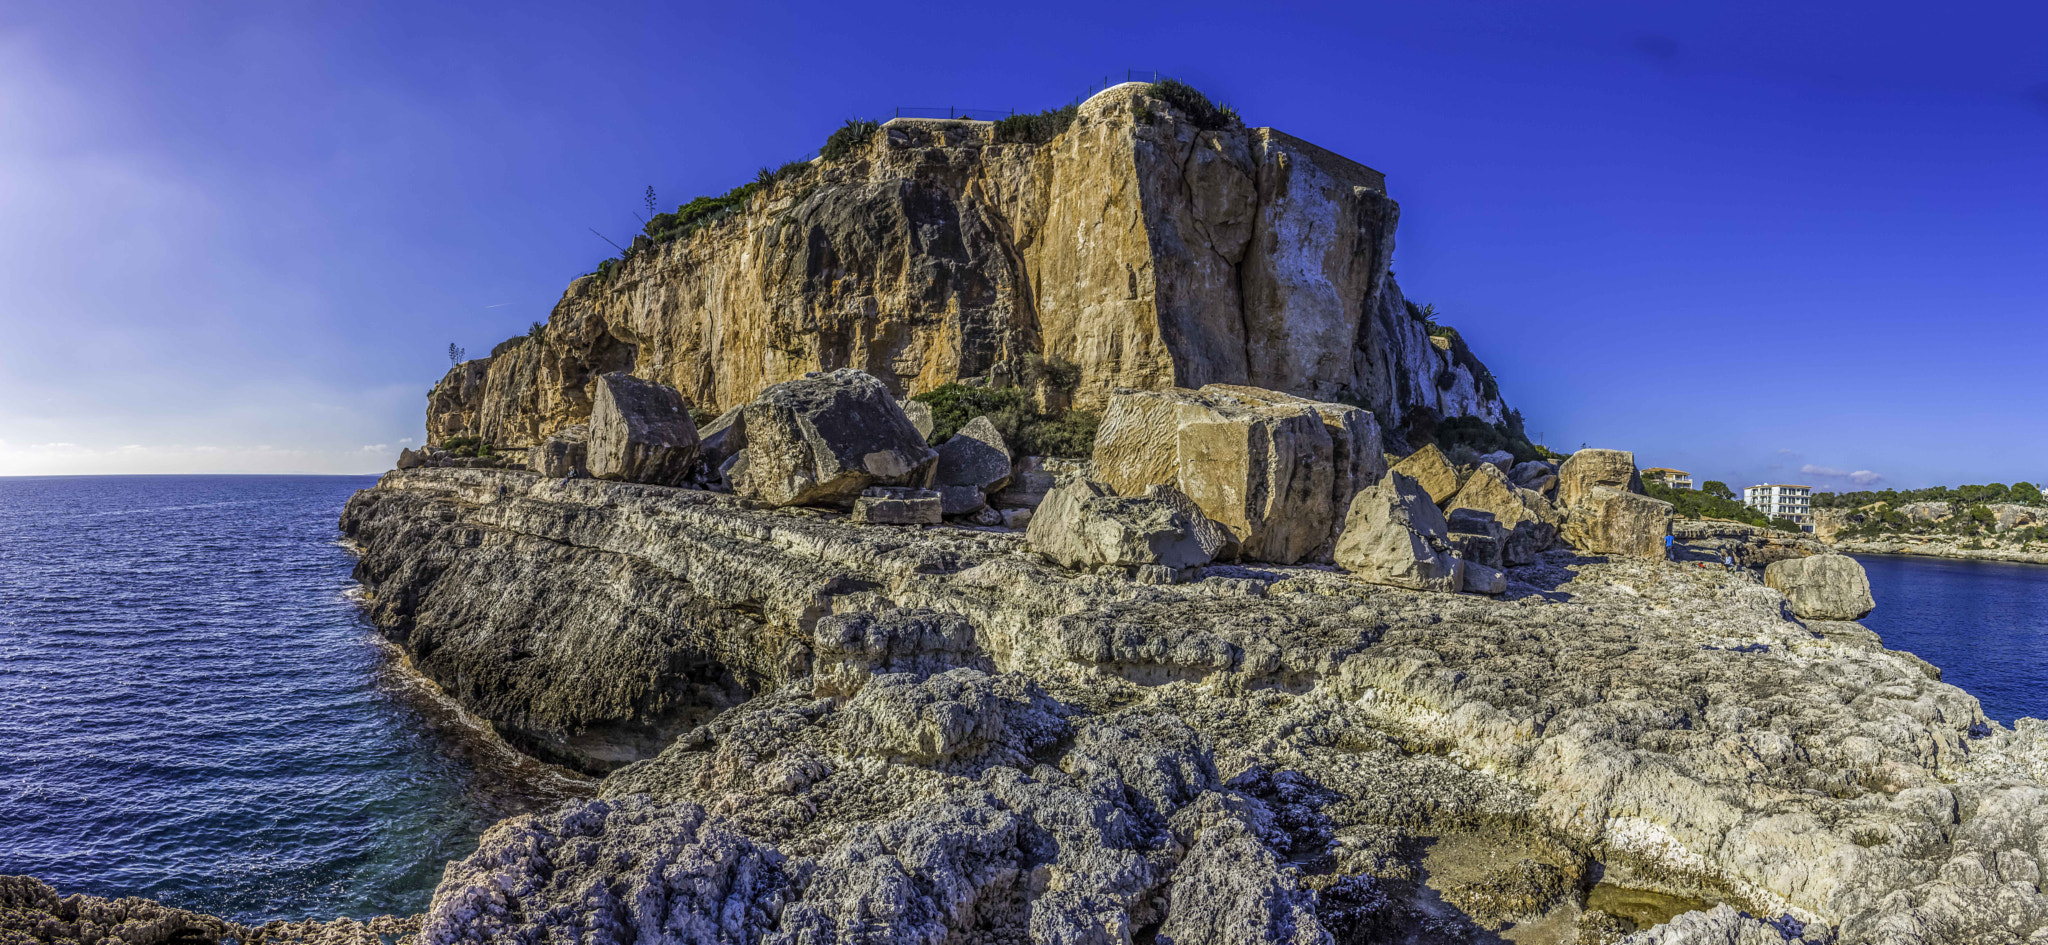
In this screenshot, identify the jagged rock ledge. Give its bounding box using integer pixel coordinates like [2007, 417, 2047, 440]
[318, 466, 2048, 944]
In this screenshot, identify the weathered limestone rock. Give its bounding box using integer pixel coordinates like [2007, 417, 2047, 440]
[1765, 554, 1876, 620]
[332, 468, 2048, 943]
[1092, 385, 1384, 564]
[930, 416, 1010, 515]
[1461, 560, 1506, 595]
[1556, 448, 1645, 508]
[526, 423, 588, 478]
[1563, 486, 1673, 559]
[1390, 444, 1462, 506]
[899, 399, 934, 441]
[851, 487, 943, 525]
[999, 508, 1032, 530]
[732, 369, 937, 507]
[1509, 459, 1556, 488]
[1446, 507, 1505, 569]
[695, 407, 744, 476]
[1025, 477, 1214, 575]
[1334, 472, 1463, 592]
[587, 373, 699, 486]
[1479, 449, 1515, 471]
[396, 447, 426, 470]
[1443, 463, 1560, 565]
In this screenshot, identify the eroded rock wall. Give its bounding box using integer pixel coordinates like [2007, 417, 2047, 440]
[426, 84, 1505, 450]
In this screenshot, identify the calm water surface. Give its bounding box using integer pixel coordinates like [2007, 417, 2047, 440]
[0, 475, 590, 922]
[1855, 553, 2048, 725]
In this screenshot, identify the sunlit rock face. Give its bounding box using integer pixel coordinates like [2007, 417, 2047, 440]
[423, 83, 1504, 450]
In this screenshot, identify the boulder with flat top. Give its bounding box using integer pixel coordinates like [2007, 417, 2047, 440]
[1091, 385, 1384, 564]
[588, 374, 699, 486]
[1025, 477, 1215, 577]
[1390, 444, 1463, 506]
[732, 369, 938, 508]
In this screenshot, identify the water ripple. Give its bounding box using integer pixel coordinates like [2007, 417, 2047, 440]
[0, 475, 594, 922]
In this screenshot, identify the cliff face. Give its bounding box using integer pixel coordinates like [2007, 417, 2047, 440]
[426, 83, 1505, 449]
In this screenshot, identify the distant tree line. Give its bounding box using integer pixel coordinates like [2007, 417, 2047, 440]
[1814, 482, 2042, 510]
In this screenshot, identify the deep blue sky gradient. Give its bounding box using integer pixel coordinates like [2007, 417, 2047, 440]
[1, 1, 2043, 486]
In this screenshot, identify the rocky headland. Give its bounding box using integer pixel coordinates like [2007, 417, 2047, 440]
[11, 82, 2048, 945]
[1815, 501, 2048, 567]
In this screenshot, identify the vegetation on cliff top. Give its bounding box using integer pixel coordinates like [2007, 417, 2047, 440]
[584, 80, 1245, 281]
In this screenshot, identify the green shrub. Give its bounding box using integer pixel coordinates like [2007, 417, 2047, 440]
[441, 435, 490, 458]
[527, 321, 545, 341]
[1147, 79, 1242, 131]
[1434, 414, 1541, 466]
[993, 103, 1079, 144]
[910, 382, 1099, 459]
[820, 118, 880, 163]
[642, 182, 761, 246]
[1646, 480, 1776, 529]
[756, 160, 811, 187]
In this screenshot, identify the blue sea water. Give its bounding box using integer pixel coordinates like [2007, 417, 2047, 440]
[0, 475, 590, 923]
[1855, 553, 2048, 726]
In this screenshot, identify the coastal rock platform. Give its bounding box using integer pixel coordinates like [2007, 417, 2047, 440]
[299, 467, 2048, 944]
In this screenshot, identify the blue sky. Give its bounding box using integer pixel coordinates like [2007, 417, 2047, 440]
[1, 1, 2043, 489]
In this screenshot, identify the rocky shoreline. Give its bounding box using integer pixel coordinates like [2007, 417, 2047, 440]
[1831, 539, 2048, 567]
[16, 463, 2048, 943]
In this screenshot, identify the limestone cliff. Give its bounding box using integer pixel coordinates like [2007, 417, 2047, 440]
[425, 83, 1506, 450]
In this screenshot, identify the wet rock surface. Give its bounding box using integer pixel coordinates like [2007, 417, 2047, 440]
[312, 466, 2048, 943]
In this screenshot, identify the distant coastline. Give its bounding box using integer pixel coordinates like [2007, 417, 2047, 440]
[1835, 539, 2048, 567]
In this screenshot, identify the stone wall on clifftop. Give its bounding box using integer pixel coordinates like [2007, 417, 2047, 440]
[425, 83, 1507, 449]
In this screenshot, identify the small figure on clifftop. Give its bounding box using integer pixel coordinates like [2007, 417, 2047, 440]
[1664, 533, 1675, 560]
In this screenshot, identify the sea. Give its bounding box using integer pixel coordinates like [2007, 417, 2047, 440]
[1855, 553, 2048, 726]
[0, 475, 591, 924]
[1, 477, 2044, 924]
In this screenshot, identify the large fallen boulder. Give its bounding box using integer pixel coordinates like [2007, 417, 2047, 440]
[1025, 477, 1216, 580]
[588, 374, 699, 486]
[527, 424, 589, 478]
[930, 416, 1011, 516]
[1443, 463, 1559, 565]
[1333, 472, 1464, 592]
[1562, 487, 1673, 559]
[1555, 448, 1644, 508]
[1765, 554, 1876, 619]
[731, 369, 938, 507]
[1389, 444, 1463, 506]
[1091, 385, 1384, 564]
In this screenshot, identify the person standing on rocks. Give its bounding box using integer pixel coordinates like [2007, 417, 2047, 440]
[1724, 553, 1736, 572]
[1664, 533, 1676, 561]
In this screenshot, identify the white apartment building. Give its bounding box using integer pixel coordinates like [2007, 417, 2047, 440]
[1643, 467, 1693, 490]
[1745, 483, 1813, 531]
